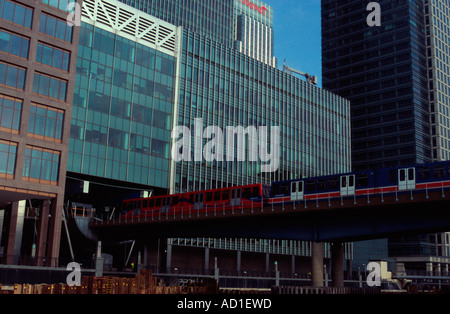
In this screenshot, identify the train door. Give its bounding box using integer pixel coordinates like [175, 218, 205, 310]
[231, 188, 241, 206]
[291, 181, 304, 201]
[398, 168, 416, 191]
[340, 175, 355, 196]
[194, 193, 204, 210]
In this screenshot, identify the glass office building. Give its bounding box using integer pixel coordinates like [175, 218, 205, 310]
[69, 24, 176, 188]
[0, 0, 352, 273]
[322, 0, 432, 171]
[175, 29, 351, 193]
[322, 0, 450, 274]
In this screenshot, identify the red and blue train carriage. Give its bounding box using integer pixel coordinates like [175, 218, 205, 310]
[119, 160, 450, 219]
[120, 183, 271, 219]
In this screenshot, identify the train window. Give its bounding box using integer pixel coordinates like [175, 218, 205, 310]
[272, 184, 280, 195]
[388, 170, 396, 183]
[291, 183, 297, 193]
[155, 198, 162, 207]
[149, 198, 155, 208]
[172, 196, 178, 204]
[252, 187, 259, 197]
[298, 182, 303, 192]
[349, 175, 354, 187]
[408, 168, 414, 180]
[357, 174, 369, 187]
[243, 188, 252, 198]
[143, 200, 149, 208]
[418, 167, 431, 179]
[236, 189, 241, 198]
[222, 190, 230, 200]
[328, 177, 339, 189]
[399, 170, 406, 181]
[306, 180, 316, 192]
[214, 191, 221, 201]
[317, 179, 327, 191]
[206, 192, 213, 202]
[433, 166, 445, 178]
[280, 183, 290, 195]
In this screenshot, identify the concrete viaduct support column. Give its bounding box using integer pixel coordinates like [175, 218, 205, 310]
[311, 242, 324, 287]
[36, 199, 50, 266]
[45, 196, 64, 267]
[331, 242, 344, 287]
[6, 200, 26, 265]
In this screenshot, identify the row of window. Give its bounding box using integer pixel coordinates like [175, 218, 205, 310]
[0, 140, 60, 184]
[0, 94, 64, 140]
[0, 0, 73, 43]
[0, 29, 71, 74]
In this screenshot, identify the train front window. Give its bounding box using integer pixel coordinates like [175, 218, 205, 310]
[433, 166, 445, 178]
[328, 177, 339, 189]
[317, 179, 327, 190]
[280, 184, 289, 194]
[306, 180, 316, 192]
[357, 174, 369, 187]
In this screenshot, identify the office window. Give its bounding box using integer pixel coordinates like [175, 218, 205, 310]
[0, 61, 26, 89]
[0, 94, 21, 133]
[32, 72, 67, 101]
[0, 140, 17, 178]
[0, 30, 29, 58]
[23, 146, 60, 185]
[42, 0, 76, 12]
[0, 0, 33, 28]
[39, 13, 72, 42]
[28, 103, 64, 142]
[36, 43, 70, 71]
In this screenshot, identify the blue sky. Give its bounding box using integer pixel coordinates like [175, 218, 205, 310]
[264, 0, 322, 86]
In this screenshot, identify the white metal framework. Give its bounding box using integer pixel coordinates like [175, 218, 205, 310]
[81, 0, 181, 57]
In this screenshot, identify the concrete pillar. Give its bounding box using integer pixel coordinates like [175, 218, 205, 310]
[0, 209, 4, 258]
[95, 241, 104, 277]
[36, 199, 50, 266]
[204, 247, 210, 274]
[237, 250, 242, 274]
[311, 242, 324, 287]
[331, 242, 344, 287]
[426, 262, 433, 276]
[291, 255, 296, 275]
[45, 196, 64, 267]
[166, 241, 172, 274]
[6, 201, 26, 265]
[143, 243, 149, 268]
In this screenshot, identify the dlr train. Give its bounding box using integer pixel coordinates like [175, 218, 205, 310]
[120, 160, 450, 219]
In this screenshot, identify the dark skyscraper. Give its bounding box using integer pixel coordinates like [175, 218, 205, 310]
[322, 0, 450, 274]
[322, 0, 432, 171]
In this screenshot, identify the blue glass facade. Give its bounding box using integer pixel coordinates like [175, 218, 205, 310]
[174, 30, 351, 193]
[69, 23, 176, 188]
